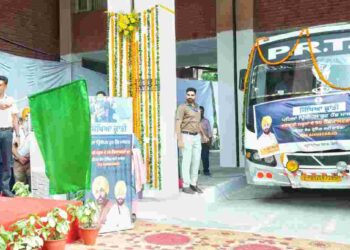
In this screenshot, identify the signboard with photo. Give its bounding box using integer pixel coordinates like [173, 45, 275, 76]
[254, 92, 350, 157]
[87, 96, 134, 232]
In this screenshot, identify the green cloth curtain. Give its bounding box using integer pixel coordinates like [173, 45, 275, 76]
[29, 80, 91, 194]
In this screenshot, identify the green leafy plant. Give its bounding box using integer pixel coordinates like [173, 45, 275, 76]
[201, 71, 218, 81]
[0, 226, 13, 250]
[9, 215, 43, 250]
[76, 200, 100, 229]
[38, 208, 70, 241]
[12, 182, 31, 197]
[67, 203, 79, 222]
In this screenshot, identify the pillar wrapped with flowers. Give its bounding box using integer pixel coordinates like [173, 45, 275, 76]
[107, 0, 178, 195]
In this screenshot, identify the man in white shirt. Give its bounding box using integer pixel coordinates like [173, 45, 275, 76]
[0, 76, 20, 197]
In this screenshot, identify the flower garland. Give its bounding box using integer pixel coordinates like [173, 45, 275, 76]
[117, 13, 139, 37]
[151, 8, 158, 188]
[143, 10, 151, 184]
[107, 13, 111, 95]
[108, 6, 163, 189]
[147, 9, 153, 188]
[155, 5, 162, 189]
[114, 14, 118, 97]
[138, 12, 144, 152]
[118, 31, 123, 97]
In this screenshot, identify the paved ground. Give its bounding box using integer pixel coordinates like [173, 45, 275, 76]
[138, 151, 350, 246]
[69, 220, 350, 250]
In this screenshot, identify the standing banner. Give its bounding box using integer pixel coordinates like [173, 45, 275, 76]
[254, 92, 350, 157]
[87, 96, 134, 232]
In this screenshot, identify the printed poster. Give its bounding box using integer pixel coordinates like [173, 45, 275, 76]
[87, 96, 134, 232]
[254, 92, 350, 157]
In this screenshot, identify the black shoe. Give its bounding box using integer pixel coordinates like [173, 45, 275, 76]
[203, 172, 212, 177]
[2, 190, 14, 197]
[190, 185, 203, 194]
[182, 187, 195, 194]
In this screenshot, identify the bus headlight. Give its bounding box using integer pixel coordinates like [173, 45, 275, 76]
[286, 160, 299, 172]
[245, 149, 277, 167]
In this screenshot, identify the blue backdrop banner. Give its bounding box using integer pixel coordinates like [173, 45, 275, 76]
[254, 92, 350, 157]
[87, 97, 134, 232]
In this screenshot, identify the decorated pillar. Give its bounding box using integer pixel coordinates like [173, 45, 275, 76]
[107, 0, 178, 198]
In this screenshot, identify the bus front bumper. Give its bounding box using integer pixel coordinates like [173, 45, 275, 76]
[245, 160, 350, 189]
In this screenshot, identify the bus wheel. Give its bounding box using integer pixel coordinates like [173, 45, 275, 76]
[280, 186, 295, 193]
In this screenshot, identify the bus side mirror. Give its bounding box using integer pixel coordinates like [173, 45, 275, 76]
[239, 69, 247, 91]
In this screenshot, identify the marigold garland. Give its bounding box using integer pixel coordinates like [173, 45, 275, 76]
[114, 14, 118, 97]
[109, 13, 116, 96]
[118, 12, 139, 37]
[147, 10, 153, 187]
[155, 5, 162, 189]
[151, 8, 158, 188]
[118, 32, 123, 97]
[108, 6, 164, 189]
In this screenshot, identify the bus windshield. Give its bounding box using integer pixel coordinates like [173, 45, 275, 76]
[246, 53, 350, 131]
[248, 54, 350, 104]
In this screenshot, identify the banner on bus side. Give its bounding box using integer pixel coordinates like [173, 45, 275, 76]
[254, 92, 350, 157]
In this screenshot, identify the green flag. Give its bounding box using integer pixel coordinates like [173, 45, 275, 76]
[29, 80, 91, 194]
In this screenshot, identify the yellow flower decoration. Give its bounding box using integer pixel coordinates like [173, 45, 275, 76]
[118, 12, 139, 37]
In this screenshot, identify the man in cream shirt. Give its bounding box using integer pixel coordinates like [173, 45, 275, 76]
[0, 76, 20, 197]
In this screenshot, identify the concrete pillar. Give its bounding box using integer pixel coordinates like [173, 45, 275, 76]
[236, 0, 254, 167]
[59, 0, 73, 57]
[216, 0, 254, 167]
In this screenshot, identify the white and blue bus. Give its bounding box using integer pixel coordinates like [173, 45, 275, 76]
[241, 23, 350, 191]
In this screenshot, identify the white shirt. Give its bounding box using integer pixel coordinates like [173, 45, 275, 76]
[257, 132, 279, 156]
[0, 95, 18, 128]
[17, 133, 32, 157]
[100, 204, 133, 233]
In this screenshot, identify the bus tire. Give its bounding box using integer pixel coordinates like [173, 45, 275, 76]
[280, 186, 295, 193]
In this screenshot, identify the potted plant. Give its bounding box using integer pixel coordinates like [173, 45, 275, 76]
[76, 200, 100, 245]
[8, 215, 44, 250]
[39, 208, 70, 250]
[66, 203, 80, 242]
[12, 182, 31, 197]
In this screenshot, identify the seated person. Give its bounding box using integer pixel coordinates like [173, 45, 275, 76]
[274, 71, 294, 94]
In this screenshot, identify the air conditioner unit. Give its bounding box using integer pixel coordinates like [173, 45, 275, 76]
[75, 0, 92, 13]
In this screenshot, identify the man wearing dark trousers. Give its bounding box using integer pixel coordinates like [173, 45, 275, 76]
[0, 76, 19, 197]
[200, 106, 212, 176]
